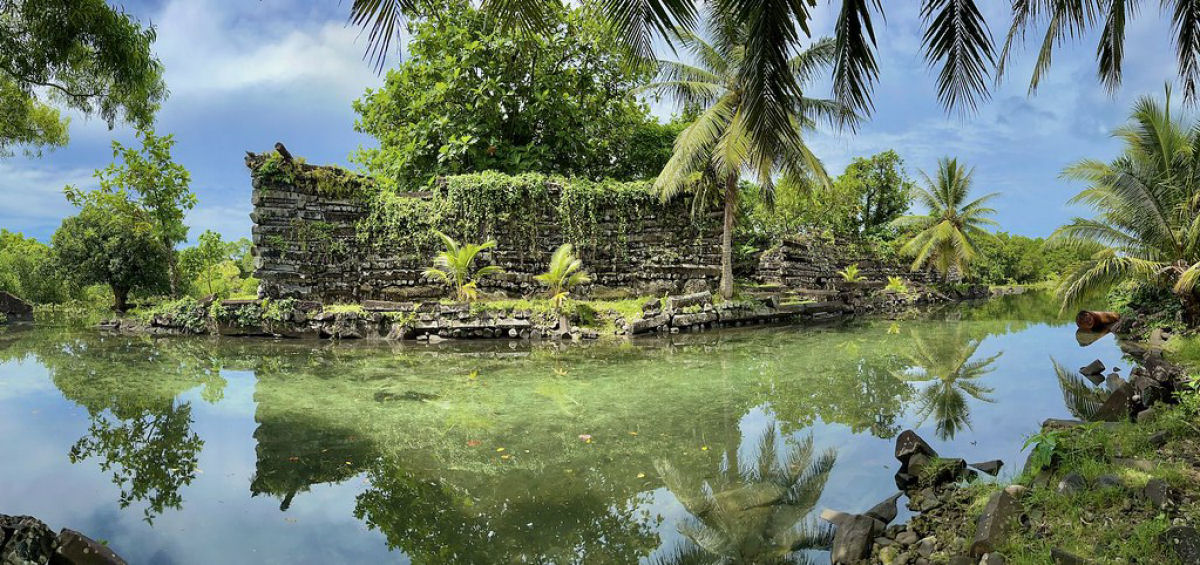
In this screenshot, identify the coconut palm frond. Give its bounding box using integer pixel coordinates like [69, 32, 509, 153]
[1052, 357, 1106, 420]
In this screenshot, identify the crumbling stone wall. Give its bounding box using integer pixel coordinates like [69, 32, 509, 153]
[247, 153, 929, 304]
[755, 236, 933, 292]
[248, 154, 721, 301]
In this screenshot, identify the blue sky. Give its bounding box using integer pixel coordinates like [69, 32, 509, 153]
[0, 1, 1186, 242]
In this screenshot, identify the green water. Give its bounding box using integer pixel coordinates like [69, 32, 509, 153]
[0, 293, 1124, 564]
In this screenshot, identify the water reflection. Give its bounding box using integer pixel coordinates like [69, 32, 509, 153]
[1052, 359, 1107, 421]
[897, 328, 999, 440]
[0, 292, 1116, 563]
[653, 425, 834, 564]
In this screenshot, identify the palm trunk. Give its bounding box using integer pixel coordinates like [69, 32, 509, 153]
[1177, 289, 1200, 327]
[720, 173, 736, 300]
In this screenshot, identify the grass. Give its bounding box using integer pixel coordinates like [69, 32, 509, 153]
[322, 303, 366, 315]
[976, 404, 1200, 564]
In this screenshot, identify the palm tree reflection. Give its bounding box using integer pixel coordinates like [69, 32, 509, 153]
[898, 328, 999, 440]
[1051, 358, 1107, 421]
[652, 424, 835, 564]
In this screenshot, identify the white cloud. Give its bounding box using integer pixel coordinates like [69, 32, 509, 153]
[0, 160, 93, 237]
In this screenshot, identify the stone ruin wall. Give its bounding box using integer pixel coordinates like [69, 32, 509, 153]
[248, 155, 722, 302]
[247, 154, 929, 303]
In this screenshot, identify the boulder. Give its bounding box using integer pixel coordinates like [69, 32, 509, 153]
[1056, 472, 1086, 495]
[55, 528, 127, 565]
[0, 291, 33, 322]
[1162, 526, 1200, 565]
[970, 459, 1004, 476]
[1105, 373, 1127, 392]
[1144, 478, 1172, 510]
[830, 513, 883, 564]
[1079, 359, 1105, 377]
[1093, 382, 1134, 422]
[980, 553, 1008, 565]
[1050, 547, 1090, 564]
[1094, 475, 1123, 489]
[895, 429, 938, 472]
[971, 491, 1021, 557]
[864, 492, 903, 525]
[0, 515, 57, 564]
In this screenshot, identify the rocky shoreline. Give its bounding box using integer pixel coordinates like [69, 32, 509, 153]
[818, 336, 1200, 564]
[97, 285, 992, 341]
[0, 514, 126, 565]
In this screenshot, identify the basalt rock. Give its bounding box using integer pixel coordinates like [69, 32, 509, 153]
[54, 528, 127, 565]
[1093, 382, 1135, 422]
[969, 459, 1003, 476]
[830, 513, 884, 564]
[1079, 359, 1105, 377]
[1162, 526, 1200, 565]
[864, 492, 903, 525]
[970, 491, 1021, 557]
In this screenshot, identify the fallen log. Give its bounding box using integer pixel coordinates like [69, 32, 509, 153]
[1076, 310, 1120, 331]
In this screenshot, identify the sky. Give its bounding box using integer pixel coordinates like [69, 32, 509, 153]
[0, 0, 1187, 242]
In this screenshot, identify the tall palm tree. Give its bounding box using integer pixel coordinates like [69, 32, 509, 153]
[639, 29, 848, 298]
[893, 158, 998, 279]
[1049, 88, 1200, 323]
[349, 1, 1200, 125]
[651, 424, 836, 565]
[898, 327, 998, 440]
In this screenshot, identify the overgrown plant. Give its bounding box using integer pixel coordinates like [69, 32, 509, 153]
[534, 243, 591, 310]
[423, 231, 503, 302]
[885, 276, 909, 294]
[838, 264, 864, 283]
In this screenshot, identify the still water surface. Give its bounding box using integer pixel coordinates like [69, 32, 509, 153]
[0, 293, 1121, 564]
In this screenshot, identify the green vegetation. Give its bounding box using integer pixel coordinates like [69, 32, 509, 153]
[838, 263, 864, 283]
[177, 230, 255, 299]
[352, 1, 669, 188]
[0, 229, 78, 303]
[894, 158, 999, 278]
[0, 0, 165, 156]
[423, 231, 504, 302]
[642, 25, 847, 299]
[51, 191, 169, 312]
[534, 243, 591, 309]
[1051, 89, 1200, 323]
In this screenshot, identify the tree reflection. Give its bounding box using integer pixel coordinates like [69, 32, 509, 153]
[898, 328, 999, 440]
[651, 424, 835, 564]
[69, 400, 202, 523]
[1051, 358, 1106, 421]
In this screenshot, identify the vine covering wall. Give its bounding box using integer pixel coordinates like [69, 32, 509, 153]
[247, 152, 721, 301]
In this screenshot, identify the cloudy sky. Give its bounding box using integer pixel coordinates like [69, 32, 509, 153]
[0, 1, 1185, 241]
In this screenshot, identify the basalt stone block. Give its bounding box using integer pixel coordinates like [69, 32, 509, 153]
[864, 492, 903, 525]
[970, 459, 1004, 476]
[666, 291, 712, 311]
[895, 429, 938, 472]
[971, 491, 1021, 557]
[54, 528, 127, 565]
[1162, 526, 1200, 565]
[830, 513, 883, 564]
[1093, 382, 1135, 422]
[0, 515, 57, 564]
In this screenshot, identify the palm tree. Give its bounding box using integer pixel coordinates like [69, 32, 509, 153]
[349, 1, 1200, 124]
[1049, 88, 1200, 323]
[893, 158, 998, 279]
[423, 231, 504, 302]
[639, 29, 847, 299]
[651, 424, 835, 565]
[898, 327, 998, 440]
[534, 243, 591, 309]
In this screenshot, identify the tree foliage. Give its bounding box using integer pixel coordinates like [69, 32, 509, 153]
[0, 229, 77, 303]
[893, 158, 998, 277]
[0, 0, 165, 155]
[178, 230, 255, 299]
[1050, 88, 1200, 322]
[642, 24, 846, 298]
[51, 191, 169, 311]
[352, 1, 668, 188]
[66, 128, 194, 295]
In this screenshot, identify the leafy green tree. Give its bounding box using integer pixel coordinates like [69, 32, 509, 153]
[352, 1, 664, 187]
[534, 243, 591, 309]
[0, 0, 165, 155]
[423, 231, 504, 302]
[835, 149, 915, 237]
[893, 158, 998, 279]
[179, 231, 253, 298]
[1051, 89, 1200, 323]
[0, 229, 76, 303]
[51, 191, 169, 311]
[643, 27, 847, 298]
[66, 128, 195, 296]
